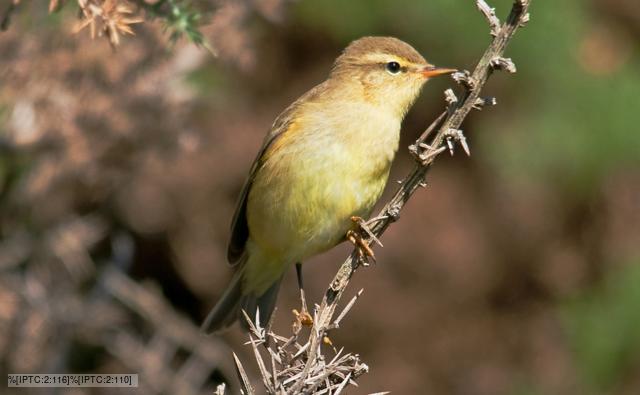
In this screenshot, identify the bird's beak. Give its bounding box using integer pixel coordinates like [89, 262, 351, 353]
[421, 65, 457, 78]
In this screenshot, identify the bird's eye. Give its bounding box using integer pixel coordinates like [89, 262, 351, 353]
[386, 61, 401, 74]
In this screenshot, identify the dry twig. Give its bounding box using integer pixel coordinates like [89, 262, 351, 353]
[74, 0, 143, 47]
[476, 0, 501, 37]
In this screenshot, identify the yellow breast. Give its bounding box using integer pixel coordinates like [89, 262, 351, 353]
[247, 99, 401, 263]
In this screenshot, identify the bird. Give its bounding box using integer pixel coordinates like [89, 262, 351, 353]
[202, 36, 455, 332]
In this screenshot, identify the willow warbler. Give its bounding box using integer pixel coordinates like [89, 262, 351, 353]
[203, 36, 454, 332]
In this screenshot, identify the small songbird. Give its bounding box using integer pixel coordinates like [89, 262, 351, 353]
[203, 36, 455, 332]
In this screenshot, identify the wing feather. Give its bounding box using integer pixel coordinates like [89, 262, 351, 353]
[226, 125, 286, 263]
[226, 83, 327, 264]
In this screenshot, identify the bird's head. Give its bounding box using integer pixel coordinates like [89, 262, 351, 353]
[330, 36, 456, 117]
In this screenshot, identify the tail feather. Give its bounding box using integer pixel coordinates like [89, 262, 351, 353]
[239, 276, 283, 330]
[201, 265, 245, 333]
[201, 258, 284, 333]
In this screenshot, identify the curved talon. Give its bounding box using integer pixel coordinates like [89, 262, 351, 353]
[346, 229, 376, 264]
[350, 216, 383, 247]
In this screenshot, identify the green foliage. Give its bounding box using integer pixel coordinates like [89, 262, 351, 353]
[145, 0, 210, 49]
[563, 261, 640, 392]
[184, 63, 240, 106]
[292, 0, 495, 61]
[478, 1, 640, 194]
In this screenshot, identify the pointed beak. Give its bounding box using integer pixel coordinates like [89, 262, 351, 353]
[421, 65, 457, 78]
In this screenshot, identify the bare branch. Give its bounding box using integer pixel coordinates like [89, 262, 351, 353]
[444, 88, 459, 107]
[332, 289, 364, 329]
[445, 128, 471, 156]
[476, 0, 501, 37]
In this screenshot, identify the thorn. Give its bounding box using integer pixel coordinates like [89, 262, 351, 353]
[416, 111, 447, 143]
[418, 142, 437, 150]
[333, 288, 364, 329]
[444, 88, 458, 107]
[473, 96, 497, 110]
[365, 214, 390, 227]
[421, 145, 447, 162]
[520, 12, 530, 27]
[419, 181, 427, 188]
[446, 137, 455, 156]
[412, 141, 446, 165]
[408, 143, 418, 154]
[386, 205, 401, 222]
[452, 70, 475, 89]
[490, 57, 517, 73]
[445, 129, 471, 156]
[459, 134, 471, 156]
[232, 352, 255, 395]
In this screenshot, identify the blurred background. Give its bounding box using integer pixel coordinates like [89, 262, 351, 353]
[1, 0, 639, 394]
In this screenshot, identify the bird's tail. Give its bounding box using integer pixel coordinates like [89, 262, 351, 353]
[201, 255, 284, 333]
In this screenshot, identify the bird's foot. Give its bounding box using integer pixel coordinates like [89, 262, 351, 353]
[292, 308, 313, 333]
[347, 216, 381, 264]
[293, 308, 313, 326]
[346, 230, 375, 264]
[292, 265, 313, 332]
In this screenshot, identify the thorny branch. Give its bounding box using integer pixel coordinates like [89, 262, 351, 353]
[326, 0, 531, 317]
[230, 1, 531, 393]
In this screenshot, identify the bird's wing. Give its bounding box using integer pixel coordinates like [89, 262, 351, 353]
[227, 82, 329, 264]
[226, 84, 322, 264]
[226, 118, 289, 264]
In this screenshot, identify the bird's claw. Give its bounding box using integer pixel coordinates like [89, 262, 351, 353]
[351, 216, 383, 247]
[347, 216, 380, 264]
[292, 308, 314, 328]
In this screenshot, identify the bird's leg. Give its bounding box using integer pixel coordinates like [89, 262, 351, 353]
[292, 262, 313, 328]
[296, 262, 304, 290]
[346, 216, 382, 264]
